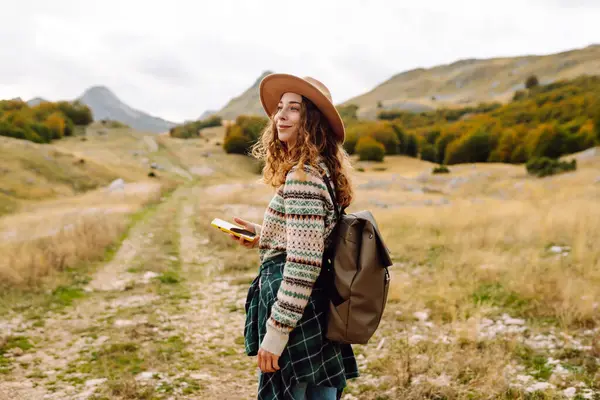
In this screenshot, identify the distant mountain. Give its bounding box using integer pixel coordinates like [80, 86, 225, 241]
[198, 110, 217, 120]
[216, 71, 273, 120]
[26, 97, 48, 107]
[214, 45, 600, 120]
[343, 43, 600, 119]
[77, 86, 176, 133]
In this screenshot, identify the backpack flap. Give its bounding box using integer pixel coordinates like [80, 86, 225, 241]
[353, 210, 393, 268]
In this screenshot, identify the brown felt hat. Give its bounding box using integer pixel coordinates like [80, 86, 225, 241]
[259, 73, 345, 143]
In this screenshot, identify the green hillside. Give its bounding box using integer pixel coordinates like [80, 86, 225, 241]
[343, 75, 600, 165]
[343, 44, 600, 119]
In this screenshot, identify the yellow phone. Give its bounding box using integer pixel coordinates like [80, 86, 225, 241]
[210, 218, 257, 242]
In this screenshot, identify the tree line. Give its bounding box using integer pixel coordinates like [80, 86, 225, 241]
[0, 99, 93, 143]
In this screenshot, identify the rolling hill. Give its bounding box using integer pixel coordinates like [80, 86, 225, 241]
[214, 70, 273, 120]
[344, 43, 600, 119]
[212, 45, 600, 120]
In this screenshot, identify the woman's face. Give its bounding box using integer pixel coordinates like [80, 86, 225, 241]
[275, 92, 303, 149]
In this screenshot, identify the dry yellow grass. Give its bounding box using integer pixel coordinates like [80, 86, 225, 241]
[0, 124, 258, 288]
[0, 180, 167, 287]
[2, 122, 598, 397]
[331, 152, 599, 398]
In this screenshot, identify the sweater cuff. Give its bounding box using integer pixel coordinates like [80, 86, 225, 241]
[252, 223, 262, 235]
[261, 324, 289, 356]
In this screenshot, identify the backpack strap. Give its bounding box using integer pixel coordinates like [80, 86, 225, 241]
[321, 173, 340, 222]
[319, 162, 344, 221]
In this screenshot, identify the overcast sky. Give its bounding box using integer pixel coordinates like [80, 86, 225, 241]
[1, 0, 598, 122]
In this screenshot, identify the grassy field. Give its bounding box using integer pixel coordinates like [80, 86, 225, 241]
[0, 126, 598, 399]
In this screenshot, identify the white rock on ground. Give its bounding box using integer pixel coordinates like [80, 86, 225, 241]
[413, 310, 429, 321]
[85, 378, 107, 387]
[107, 178, 125, 192]
[136, 371, 157, 381]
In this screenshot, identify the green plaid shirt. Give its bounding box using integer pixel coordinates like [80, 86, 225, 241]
[244, 253, 359, 400]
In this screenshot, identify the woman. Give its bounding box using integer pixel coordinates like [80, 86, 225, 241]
[230, 73, 359, 400]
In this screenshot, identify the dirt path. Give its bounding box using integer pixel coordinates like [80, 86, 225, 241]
[2, 182, 598, 400]
[0, 184, 259, 400]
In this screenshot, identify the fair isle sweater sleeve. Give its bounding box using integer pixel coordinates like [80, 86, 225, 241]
[260, 167, 327, 356]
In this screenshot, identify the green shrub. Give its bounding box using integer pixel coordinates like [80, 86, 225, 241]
[526, 75, 539, 89]
[432, 165, 450, 174]
[377, 109, 406, 121]
[445, 129, 492, 164]
[366, 122, 399, 155]
[235, 115, 268, 142]
[405, 134, 419, 157]
[526, 157, 577, 177]
[435, 131, 459, 164]
[420, 143, 437, 162]
[169, 115, 224, 139]
[512, 90, 527, 101]
[101, 119, 129, 129]
[223, 134, 251, 155]
[56, 101, 93, 125]
[336, 104, 359, 125]
[356, 136, 385, 162]
[0, 100, 91, 143]
[594, 104, 600, 143]
[391, 124, 406, 150]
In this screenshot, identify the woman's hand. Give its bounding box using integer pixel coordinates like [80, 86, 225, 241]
[229, 216, 260, 249]
[257, 347, 280, 373]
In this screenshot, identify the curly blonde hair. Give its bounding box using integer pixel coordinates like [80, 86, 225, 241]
[251, 96, 354, 209]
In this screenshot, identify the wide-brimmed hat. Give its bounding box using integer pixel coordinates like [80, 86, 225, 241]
[259, 73, 345, 143]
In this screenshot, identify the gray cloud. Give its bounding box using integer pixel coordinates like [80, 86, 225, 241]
[137, 55, 194, 86]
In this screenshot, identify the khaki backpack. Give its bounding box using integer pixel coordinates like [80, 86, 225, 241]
[320, 172, 393, 344]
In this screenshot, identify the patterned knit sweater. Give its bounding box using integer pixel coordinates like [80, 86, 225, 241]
[254, 162, 337, 356]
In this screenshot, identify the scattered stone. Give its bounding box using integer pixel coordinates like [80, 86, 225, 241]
[429, 373, 451, 387]
[409, 334, 426, 345]
[107, 178, 125, 192]
[85, 378, 107, 387]
[136, 371, 157, 380]
[525, 381, 554, 392]
[413, 311, 429, 321]
[190, 166, 215, 176]
[110, 295, 159, 309]
[190, 372, 212, 380]
[11, 347, 24, 357]
[143, 271, 159, 281]
[171, 167, 194, 180]
[563, 387, 577, 398]
[114, 319, 137, 328]
[502, 314, 525, 326]
[17, 354, 34, 364]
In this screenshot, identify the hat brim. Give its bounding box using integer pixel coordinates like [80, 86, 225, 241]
[259, 74, 345, 143]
